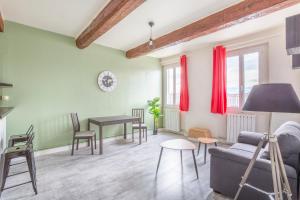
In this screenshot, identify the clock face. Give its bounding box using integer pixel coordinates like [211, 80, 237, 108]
[98, 71, 117, 92]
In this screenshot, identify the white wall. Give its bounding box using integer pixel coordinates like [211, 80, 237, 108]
[161, 26, 300, 139]
[268, 28, 300, 132]
[184, 46, 227, 138]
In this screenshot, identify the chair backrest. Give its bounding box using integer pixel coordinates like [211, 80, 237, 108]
[132, 108, 145, 123]
[26, 132, 35, 146]
[188, 128, 212, 139]
[25, 124, 34, 136]
[70, 113, 80, 133]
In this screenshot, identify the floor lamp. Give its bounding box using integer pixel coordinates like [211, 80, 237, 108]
[234, 83, 300, 200]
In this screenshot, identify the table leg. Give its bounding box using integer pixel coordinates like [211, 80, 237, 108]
[197, 142, 201, 156]
[124, 123, 127, 139]
[132, 128, 134, 142]
[99, 126, 103, 155]
[88, 120, 90, 130]
[91, 138, 94, 155]
[214, 142, 217, 147]
[71, 138, 75, 156]
[192, 150, 199, 179]
[139, 120, 141, 145]
[156, 147, 164, 175]
[87, 121, 91, 147]
[204, 144, 207, 164]
[180, 150, 183, 165]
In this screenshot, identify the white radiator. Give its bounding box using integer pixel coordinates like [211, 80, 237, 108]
[164, 108, 181, 132]
[227, 113, 256, 143]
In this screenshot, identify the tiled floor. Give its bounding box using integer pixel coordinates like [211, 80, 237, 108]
[1, 132, 231, 200]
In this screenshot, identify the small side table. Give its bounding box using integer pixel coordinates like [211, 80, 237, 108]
[197, 137, 218, 164]
[156, 139, 199, 179]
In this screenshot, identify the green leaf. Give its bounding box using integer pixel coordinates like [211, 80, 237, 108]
[147, 97, 161, 119]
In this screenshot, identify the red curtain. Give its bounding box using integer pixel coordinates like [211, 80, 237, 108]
[211, 46, 227, 114]
[180, 55, 189, 112]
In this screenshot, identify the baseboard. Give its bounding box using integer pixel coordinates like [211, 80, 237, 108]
[35, 130, 155, 157]
[35, 144, 75, 157]
[158, 128, 186, 135]
[35, 134, 129, 157]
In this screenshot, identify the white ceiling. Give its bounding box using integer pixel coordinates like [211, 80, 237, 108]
[0, 0, 109, 37]
[95, 0, 242, 50]
[1, 0, 300, 58]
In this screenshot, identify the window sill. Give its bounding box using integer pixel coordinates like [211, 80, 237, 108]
[227, 108, 258, 115]
[227, 107, 241, 114]
[164, 105, 179, 109]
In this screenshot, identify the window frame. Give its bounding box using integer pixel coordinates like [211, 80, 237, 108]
[163, 63, 181, 108]
[226, 44, 269, 113]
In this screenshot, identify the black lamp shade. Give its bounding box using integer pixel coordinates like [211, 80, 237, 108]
[243, 83, 300, 113]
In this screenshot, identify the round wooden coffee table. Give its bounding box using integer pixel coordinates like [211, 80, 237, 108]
[156, 139, 198, 179]
[197, 137, 218, 164]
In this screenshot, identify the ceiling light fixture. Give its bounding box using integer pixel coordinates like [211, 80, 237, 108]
[148, 21, 154, 48]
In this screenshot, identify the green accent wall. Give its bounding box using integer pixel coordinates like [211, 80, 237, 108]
[0, 22, 162, 150]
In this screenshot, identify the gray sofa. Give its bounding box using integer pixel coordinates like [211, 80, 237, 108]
[209, 121, 300, 200]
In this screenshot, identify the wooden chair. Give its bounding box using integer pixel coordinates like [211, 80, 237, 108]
[188, 128, 218, 164]
[132, 108, 148, 142]
[8, 124, 33, 147]
[0, 132, 37, 197]
[70, 113, 96, 155]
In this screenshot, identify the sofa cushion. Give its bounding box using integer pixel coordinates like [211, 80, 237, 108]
[261, 121, 300, 169]
[238, 131, 266, 147]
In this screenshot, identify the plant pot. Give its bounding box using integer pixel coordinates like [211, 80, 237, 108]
[153, 129, 158, 135]
[153, 118, 158, 135]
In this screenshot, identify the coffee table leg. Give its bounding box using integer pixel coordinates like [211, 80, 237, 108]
[204, 144, 207, 164]
[192, 150, 199, 179]
[156, 147, 164, 175]
[124, 123, 127, 139]
[99, 126, 103, 155]
[197, 142, 201, 156]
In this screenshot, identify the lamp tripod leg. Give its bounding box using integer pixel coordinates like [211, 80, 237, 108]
[269, 140, 280, 200]
[234, 134, 293, 200]
[275, 140, 292, 200]
[234, 137, 266, 200]
[272, 141, 283, 200]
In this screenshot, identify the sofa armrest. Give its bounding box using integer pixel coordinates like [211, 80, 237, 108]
[209, 147, 297, 179]
[238, 131, 266, 147]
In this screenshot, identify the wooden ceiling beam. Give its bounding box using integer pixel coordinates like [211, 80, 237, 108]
[76, 0, 145, 49]
[126, 0, 300, 58]
[0, 12, 4, 32]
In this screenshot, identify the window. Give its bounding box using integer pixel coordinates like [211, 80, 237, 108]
[164, 64, 181, 106]
[226, 45, 268, 111]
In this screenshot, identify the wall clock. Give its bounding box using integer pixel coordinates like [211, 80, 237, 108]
[98, 71, 117, 92]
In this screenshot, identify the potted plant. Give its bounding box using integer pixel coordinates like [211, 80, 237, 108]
[147, 97, 162, 135]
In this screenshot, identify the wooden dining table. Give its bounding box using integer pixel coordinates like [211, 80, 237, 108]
[88, 115, 142, 155]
